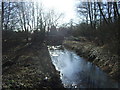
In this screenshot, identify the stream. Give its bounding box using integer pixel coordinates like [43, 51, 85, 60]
[48, 45, 119, 88]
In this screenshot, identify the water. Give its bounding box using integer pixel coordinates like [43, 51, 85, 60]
[48, 46, 119, 88]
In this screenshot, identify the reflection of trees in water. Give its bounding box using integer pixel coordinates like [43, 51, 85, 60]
[69, 52, 73, 62]
[49, 47, 119, 88]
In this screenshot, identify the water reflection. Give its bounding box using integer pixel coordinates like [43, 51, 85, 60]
[48, 46, 119, 88]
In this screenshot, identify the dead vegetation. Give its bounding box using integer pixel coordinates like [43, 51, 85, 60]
[2, 43, 64, 89]
[63, 39, 119, 82]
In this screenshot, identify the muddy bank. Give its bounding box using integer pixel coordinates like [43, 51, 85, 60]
[2, 43, 64, 89]
[63, 40, 120, 82]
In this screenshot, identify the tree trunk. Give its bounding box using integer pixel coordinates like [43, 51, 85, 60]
[2, 2, 4, 30]
[97, 2, 108, 24]
[113, 2, 120, 19]
[107, 2, 111, 23]
[94, 2, 97, 28]
[88, 2, 93, 28]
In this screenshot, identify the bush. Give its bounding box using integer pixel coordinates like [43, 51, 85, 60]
[72, 19, 119, 55]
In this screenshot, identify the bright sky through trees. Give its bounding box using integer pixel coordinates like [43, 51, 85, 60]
[34, 0, 79, 25]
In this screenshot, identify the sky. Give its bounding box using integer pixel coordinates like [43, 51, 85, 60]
[35, 0, 79, 25]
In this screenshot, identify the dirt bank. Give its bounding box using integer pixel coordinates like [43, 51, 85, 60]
[63, 40, 119, 82]
[2, 43, 64, 89]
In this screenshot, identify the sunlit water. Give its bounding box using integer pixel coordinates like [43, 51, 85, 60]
[48, 46, 119, 88]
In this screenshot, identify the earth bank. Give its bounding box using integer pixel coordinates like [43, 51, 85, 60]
[2, 43, 64, 89]
[63, 38, 119, 82]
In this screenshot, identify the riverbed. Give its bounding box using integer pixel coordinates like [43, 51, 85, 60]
[48, 45, 119, 88]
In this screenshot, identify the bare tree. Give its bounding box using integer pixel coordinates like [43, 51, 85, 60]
[97, 2, 108, 24]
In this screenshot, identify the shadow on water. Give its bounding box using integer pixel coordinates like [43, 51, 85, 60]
[48, 45, 119, 88]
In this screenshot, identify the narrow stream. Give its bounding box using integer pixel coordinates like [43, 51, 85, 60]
[48, 45, 119, 88]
